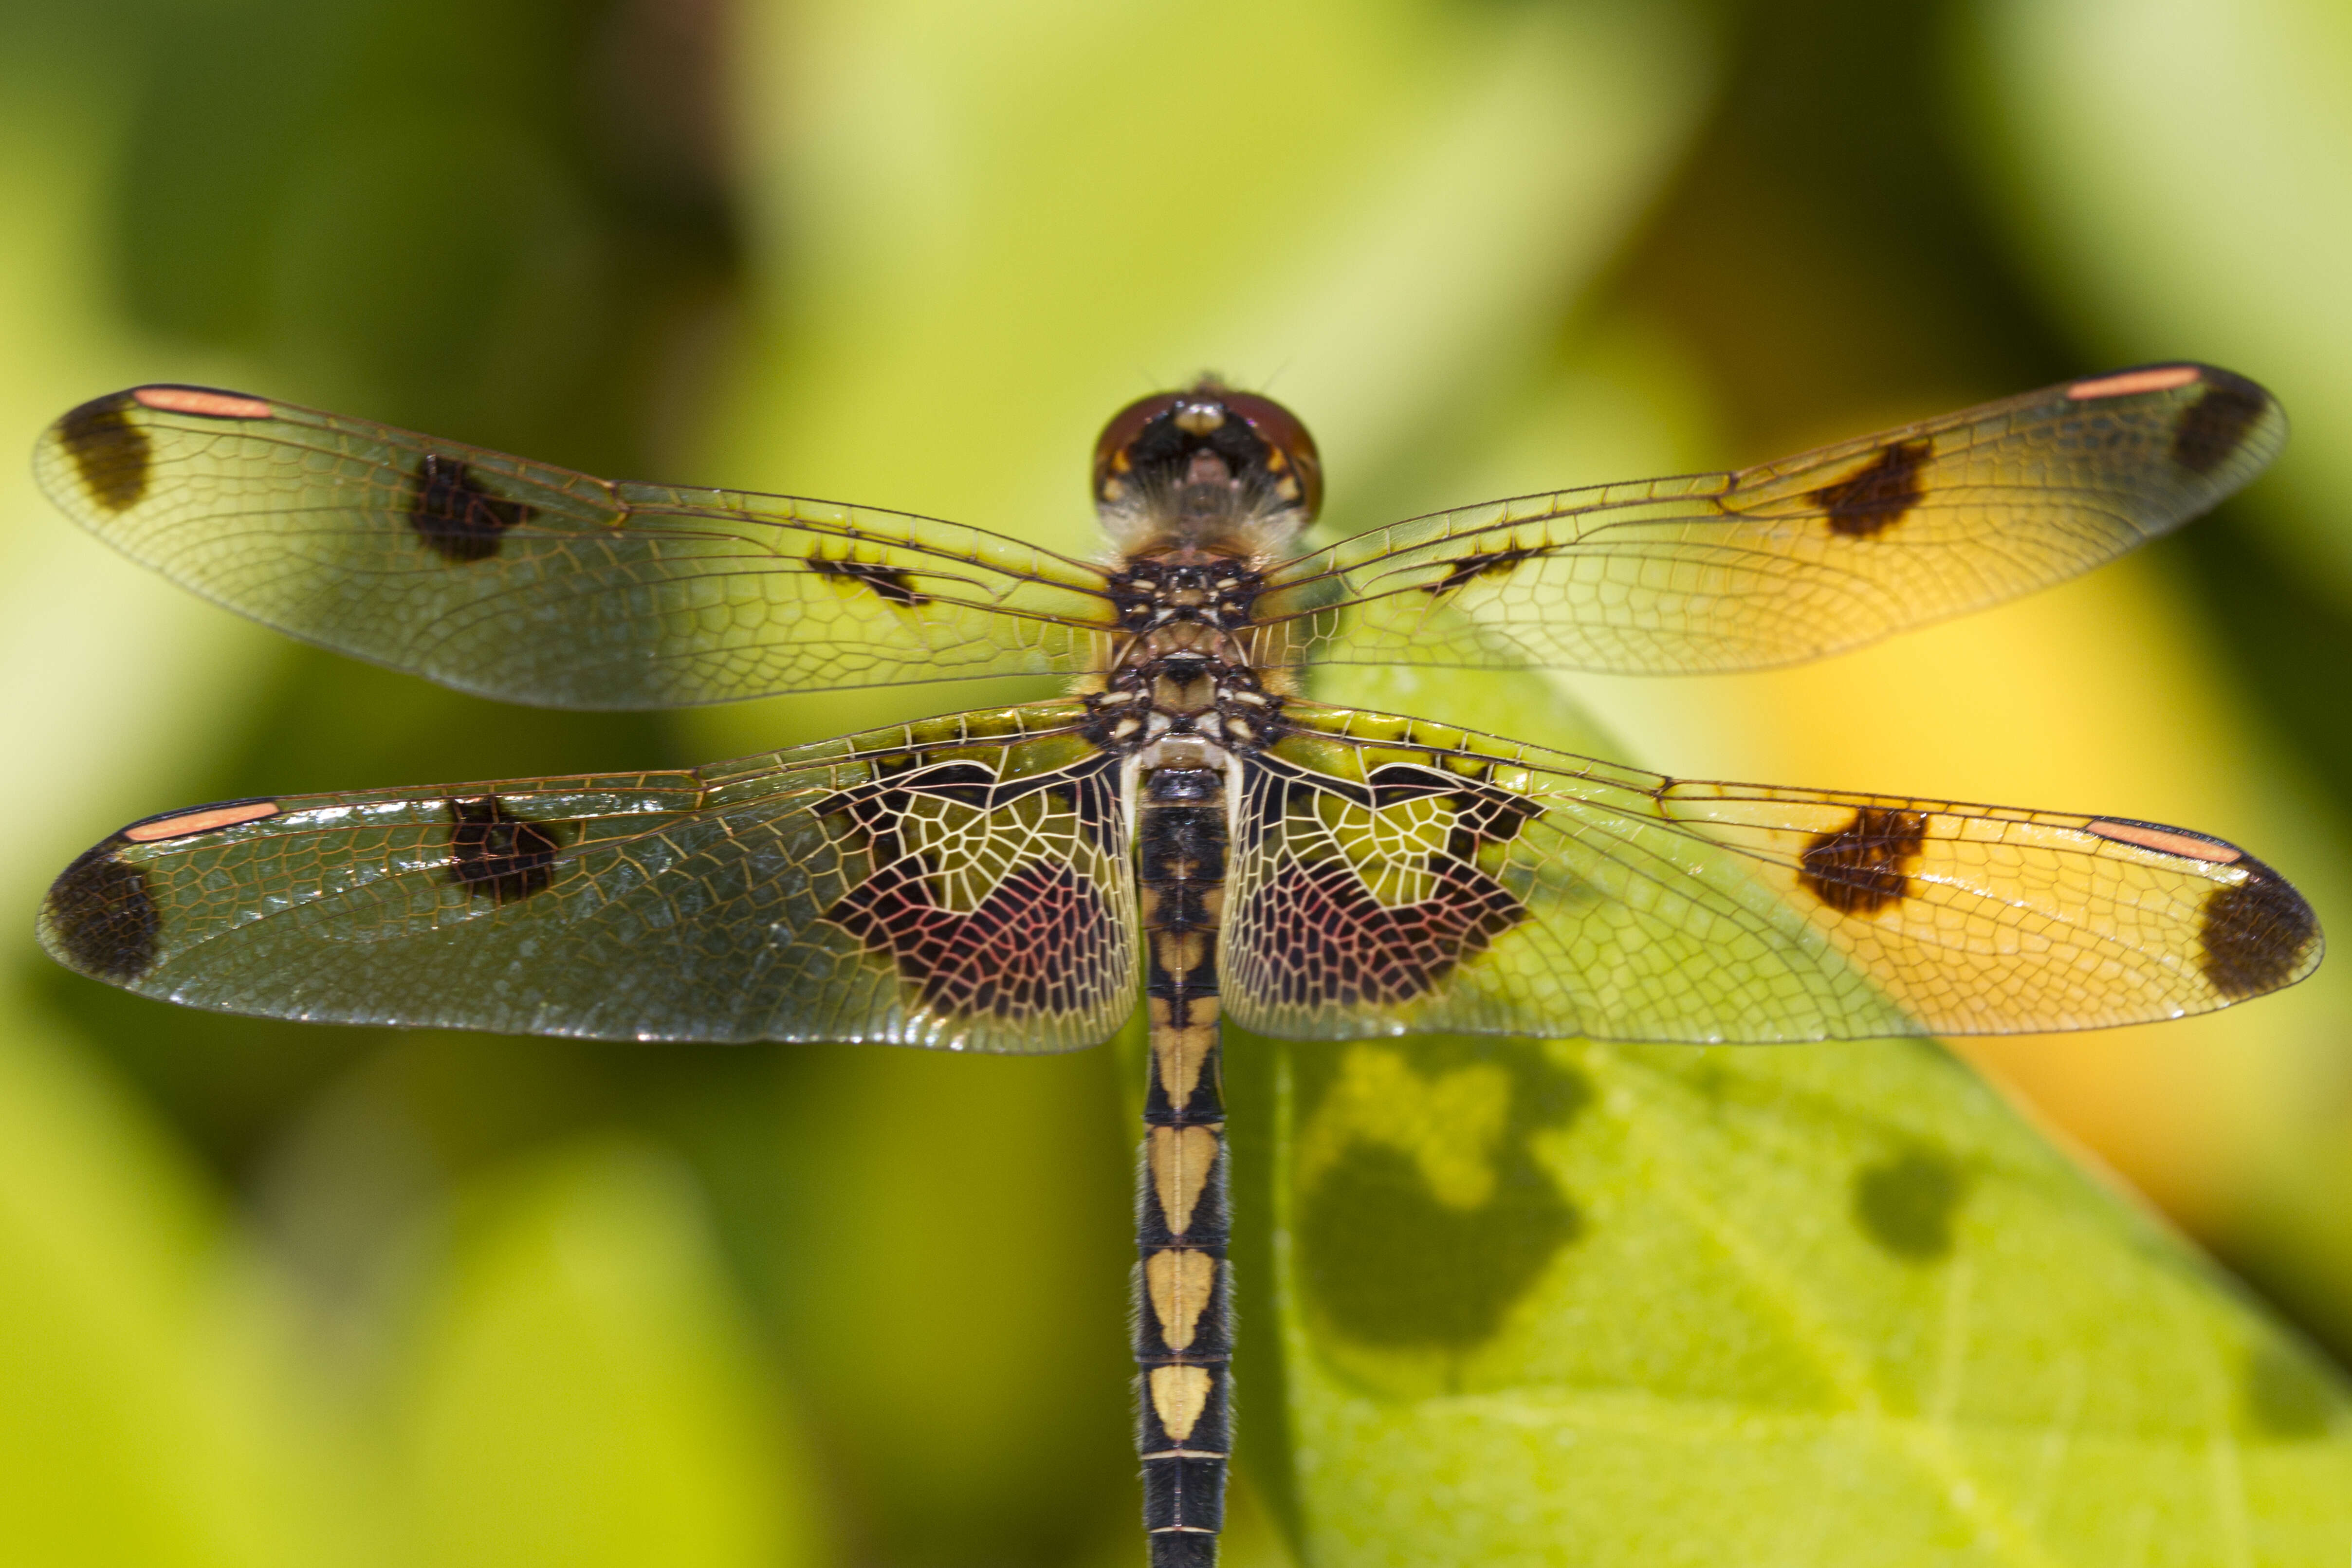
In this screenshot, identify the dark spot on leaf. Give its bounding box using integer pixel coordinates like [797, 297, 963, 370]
[1853, 1148, 1968, 1262]
[1296, 1041, 1590, 1352]
[2170, 370, 2269, 477]
[44, 844, 162, 981]
[447, 796, 562, 903]
[56, 392, 150, 513]
[410, 454, 534, 563]
[1811, 439, 1929, 538]
[810, 557, 930, 607]
[2199, 860, 2319, 1000]
[1800, 807, 1926, 916]
[2241, 1340, 2341, 1440]
[1300, 1144, 1580, 1349]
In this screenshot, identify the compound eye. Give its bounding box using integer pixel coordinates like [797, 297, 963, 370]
[1092, 392, 1183, 504]
[1220, 391, 1323, 519]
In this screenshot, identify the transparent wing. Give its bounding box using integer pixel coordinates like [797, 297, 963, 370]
[1222, 702, 2321, 1043]
[1252, 364, 2283, 675]
[38, 701, 1139, 1051]
[36, 385, 1119, 708]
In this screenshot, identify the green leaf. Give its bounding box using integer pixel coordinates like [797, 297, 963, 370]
[0, 1003, 358, 1568]
[1261, 1027, 2352, 1565]
[399, 1140, 826, 1568]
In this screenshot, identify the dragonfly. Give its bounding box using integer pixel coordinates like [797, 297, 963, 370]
[33, 364, 2322, 1568]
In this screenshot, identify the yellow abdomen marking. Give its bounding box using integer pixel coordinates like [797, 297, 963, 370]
[1145, 1249, 1217, 1349]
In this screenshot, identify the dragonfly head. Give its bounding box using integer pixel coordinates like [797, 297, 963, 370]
[1092, 378, 1322, 557]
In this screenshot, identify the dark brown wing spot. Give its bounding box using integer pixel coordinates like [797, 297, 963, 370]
[2171, 370, 2270, 476]
[826, 860, 1118, 1019]
[411, 454, 534, 563]
[2199, 859, 2319, 1000]
[810, 557, 930, 607]
[44, 844, 162, 981]
[1800, 807, 1926, 915]
[447, 797, 562, 903]
[56, 392, 151, 513]
[1242, 858, 1524, 1008]
[1422, 547, 1539, 595]
[1811, 439, 1930, 538]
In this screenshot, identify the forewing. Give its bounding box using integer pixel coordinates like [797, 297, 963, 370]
[36, 385, 1118, 708]
[1222, 703, 2321, 1043]
[38, 702, 1139, 1051]
[1252, 364, 2283, 675]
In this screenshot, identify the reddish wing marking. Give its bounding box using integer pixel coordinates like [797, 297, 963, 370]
[1236, 857, 1523, 1008]
[121, 799, 281, 843]
[131, 386, 274, 419]
[827, 859, 1122, 1018]
[2067, 366, 2200, 400]
[1230, 755, 1542, 1010]
[2086, 818, 2244, 864]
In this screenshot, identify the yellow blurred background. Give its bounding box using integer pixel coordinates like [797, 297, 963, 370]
[2, 0, 2349, 1564]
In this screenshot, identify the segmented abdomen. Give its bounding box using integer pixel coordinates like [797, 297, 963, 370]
[1134, 763, 1231, 1568]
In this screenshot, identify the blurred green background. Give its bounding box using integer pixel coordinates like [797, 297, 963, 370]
[4, 0, 2352, 1563]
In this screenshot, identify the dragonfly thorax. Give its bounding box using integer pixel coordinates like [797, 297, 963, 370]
[1084, 641, 1281, 756]
[1106, 555, 1264, 631]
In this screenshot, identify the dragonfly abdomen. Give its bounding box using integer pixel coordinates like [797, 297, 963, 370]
[1134, 760, 1233, 1567]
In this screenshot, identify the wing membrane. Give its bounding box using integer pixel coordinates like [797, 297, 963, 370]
[37, 386, 1119, 708]
[1222, 702, 2321, 1043]
[1253, 364, 2283, 675]
[38, 701, 1139, 1051]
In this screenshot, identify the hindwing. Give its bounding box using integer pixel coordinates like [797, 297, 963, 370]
[1221, 702, 2319, 1042]
[39, 701, 1139, 1051]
